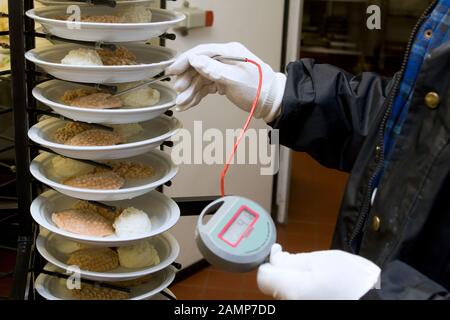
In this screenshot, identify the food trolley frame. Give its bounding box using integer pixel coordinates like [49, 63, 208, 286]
[2, 0, 213, 300]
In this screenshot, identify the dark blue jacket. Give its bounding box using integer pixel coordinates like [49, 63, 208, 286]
[271, 2, 450, 299]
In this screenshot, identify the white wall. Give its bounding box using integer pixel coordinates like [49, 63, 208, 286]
[165, 0, 285, 268]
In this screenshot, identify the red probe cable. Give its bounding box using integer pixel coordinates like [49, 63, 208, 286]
[220, 58, 263, 197]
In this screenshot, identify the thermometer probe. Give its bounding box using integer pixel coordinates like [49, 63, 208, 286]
[195, 56, 276, 272]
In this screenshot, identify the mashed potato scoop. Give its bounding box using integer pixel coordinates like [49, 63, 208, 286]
[113, 207, 152, 238]
[117, 239, 160, 269]
[51, 156, 95, 180]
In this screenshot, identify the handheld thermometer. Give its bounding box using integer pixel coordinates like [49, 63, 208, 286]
[196, 196, 276, 272]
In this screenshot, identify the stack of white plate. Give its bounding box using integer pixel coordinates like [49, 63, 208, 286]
[26, 2, 186, 300]
[35, 263, 177, 300]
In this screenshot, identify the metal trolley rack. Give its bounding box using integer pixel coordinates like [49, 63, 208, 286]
[1, 0, 213, 300]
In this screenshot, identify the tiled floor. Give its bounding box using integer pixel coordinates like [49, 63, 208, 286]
[170, 266, 271, 300]
[170, 153, 349, 300]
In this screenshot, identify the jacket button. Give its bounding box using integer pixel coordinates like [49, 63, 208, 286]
[425, 92, 440, 109]
[372, 216, 381, 232]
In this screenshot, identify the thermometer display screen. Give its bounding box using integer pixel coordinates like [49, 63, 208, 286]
[218, 206, 259, 247]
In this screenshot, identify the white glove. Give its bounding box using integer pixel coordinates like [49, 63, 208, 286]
[257, 244, 381, 300]
[166, 42, 287, 123]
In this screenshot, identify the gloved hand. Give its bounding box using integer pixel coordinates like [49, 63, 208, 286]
[257, 244, 381, 300]
[166, 42, 287, 123]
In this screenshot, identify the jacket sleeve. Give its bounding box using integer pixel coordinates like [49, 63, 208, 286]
[362, 261, 450, 300]
[270, 58, 396, 172]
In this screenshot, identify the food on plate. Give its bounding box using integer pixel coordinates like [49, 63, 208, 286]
[59, 83, 161, 109]
[63, 171, 125, 190]
[73, 200, 122, 222]
[55, 157, 152, 189]
[53, 122, 92, 144]
[52, 237, 87, 255]
[110, 274, 153, 288]
[110, 123, 143, 140]
[70, 92, 123, 109]
[65, 129, 125, 146]
[60, 46, 137, 66]
[61, 88, 99, 105]
[54, 15, 121, 24]
[117, 83, 161, 108]
[120, 6, 153, 23]
[96, 46, 137, 66]
[113, 207, 152, 238]
[67, 247, 119, 272]
[106, 161, 153, 179]
[50, 153, 152, 190]
[52, 209, 114, 237]
[51, 156, 95, 180]
[117, 239, 160, 268]
[55, 203, 152, 238]
[54, 6, 152, 24]
[80, 15, 123, 23]
[61, 48, 103, 66]
[71, 284, 129, 300]
[53, 122, 127, 146]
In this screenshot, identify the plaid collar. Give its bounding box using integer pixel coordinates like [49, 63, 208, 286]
[383, 0, 450, 161]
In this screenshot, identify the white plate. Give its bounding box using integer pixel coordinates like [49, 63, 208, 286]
[30, 151, 177, 201]
[25, 43, 177, 83]
[33, 80, 176, 124]
[36, 0, 155, 5]
[28, 116, 181, 160]
[31, 189, 180, 246]
[36, 232, 179, 281]
[35, 263, 176, 300]
[27, 6, 185, 43]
